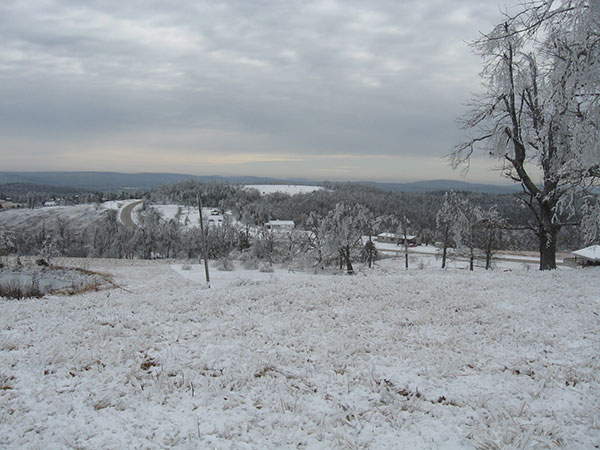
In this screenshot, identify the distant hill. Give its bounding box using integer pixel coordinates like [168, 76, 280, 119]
[0, 171, 520, 194]
[0, 172, 313, 192]
[363, 179, 521, 194]
[0, 182, 90, 197]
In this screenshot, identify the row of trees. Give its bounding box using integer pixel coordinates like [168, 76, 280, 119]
[436, 192, 507, 270]
[1, 181, 595, 271]
[0, 194, 517, 272]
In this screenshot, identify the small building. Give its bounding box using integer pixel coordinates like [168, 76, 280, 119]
[265, 220, 295, 231]
[376, 232, 418, 245]
[570, 245, 600, 266]
[377, 232, 402, 244]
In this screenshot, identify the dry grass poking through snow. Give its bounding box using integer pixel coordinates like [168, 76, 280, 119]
[0, 259, 599, 448]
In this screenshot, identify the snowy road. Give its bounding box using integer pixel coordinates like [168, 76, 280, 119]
[119, 200, 143, 228]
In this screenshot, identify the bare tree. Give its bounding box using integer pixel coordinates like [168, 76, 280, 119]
[451, 0, 600, 270]
[475, 206, 508, 270]
[304, 212, 327, 269]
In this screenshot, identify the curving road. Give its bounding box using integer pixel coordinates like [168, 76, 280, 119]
[120, 200, 143, 229]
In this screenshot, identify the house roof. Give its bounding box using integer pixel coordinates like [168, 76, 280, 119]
[572, 245, 600, 262]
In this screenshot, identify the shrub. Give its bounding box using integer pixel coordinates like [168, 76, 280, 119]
[0, 280, 43, 299]
[259, 263, 274, 273]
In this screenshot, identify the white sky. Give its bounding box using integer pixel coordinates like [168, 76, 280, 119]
[0, 0, 521, 183]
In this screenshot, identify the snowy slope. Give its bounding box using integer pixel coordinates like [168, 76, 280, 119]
[0, 200, 143, 231]
[1, 259, 598, 448]
[0, 204, 109, 233]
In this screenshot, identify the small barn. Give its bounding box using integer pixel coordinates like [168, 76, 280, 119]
[571, 245, 600, 266]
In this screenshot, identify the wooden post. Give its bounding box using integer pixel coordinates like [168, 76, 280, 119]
[197, 193, 210, 287]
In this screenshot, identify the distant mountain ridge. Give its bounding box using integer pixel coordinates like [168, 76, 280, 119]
[0, 171, 519, 194]
[0, 172, 311, 192]
[363, 179, 521, 194]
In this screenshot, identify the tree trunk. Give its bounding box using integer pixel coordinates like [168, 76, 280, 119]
[538, 205, 559, 270]
[441, 244, 447, 269]
[441, 225, 449, 269]
[539, 231, 557, 270]
[469, 248, 474, 271]
[485, 229, 493, 270]
[343, 246, 354, 274]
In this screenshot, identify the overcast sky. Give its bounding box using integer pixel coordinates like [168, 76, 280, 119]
[1, 0, 518, 183]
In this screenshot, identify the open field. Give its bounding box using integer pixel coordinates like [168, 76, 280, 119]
[1, 258, 598, 448]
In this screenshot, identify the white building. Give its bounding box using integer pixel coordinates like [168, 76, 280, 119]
[265, 220, 295, 231]
[571, 245, 600, 266]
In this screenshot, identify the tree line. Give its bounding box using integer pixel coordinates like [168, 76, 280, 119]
[1, 179, 594, 271]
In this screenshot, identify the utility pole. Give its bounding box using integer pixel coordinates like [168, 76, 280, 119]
[197, 193, 210, 287]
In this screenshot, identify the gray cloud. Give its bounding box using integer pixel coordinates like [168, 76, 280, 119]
[0, 0, 510, 180]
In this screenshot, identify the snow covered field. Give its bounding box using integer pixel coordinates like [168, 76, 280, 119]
[149, 205, 229, 229]
[0, 200, 141, 231]
[1, 259, 599, 448]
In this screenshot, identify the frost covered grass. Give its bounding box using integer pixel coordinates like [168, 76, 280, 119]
[0, 259, 598, 448]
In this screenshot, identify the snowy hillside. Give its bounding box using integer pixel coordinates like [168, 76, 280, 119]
[0, 204, 109, 232]
[1, 259, 598, 448]
[0, 200, 142, 232]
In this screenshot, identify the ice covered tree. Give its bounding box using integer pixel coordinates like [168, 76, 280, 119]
[322, 202, 370, 274]
[475, 206, 508, 270]
[362, 211, 388, 269]
[0, 231, 15, 263]
[452, 0, 600, 270]
[452, 199, 481, 271]
[132, 206, 163, 259]
[581, 195, 600, 244]
[361, 239, 378, 268]
[436, 191, 463, 269]
[304, 211, 327, 269]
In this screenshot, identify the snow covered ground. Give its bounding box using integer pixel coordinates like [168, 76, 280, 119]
[149, 205, 229, 229]
[245, 184, 323, 195]
[1, 259, 599, 448]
